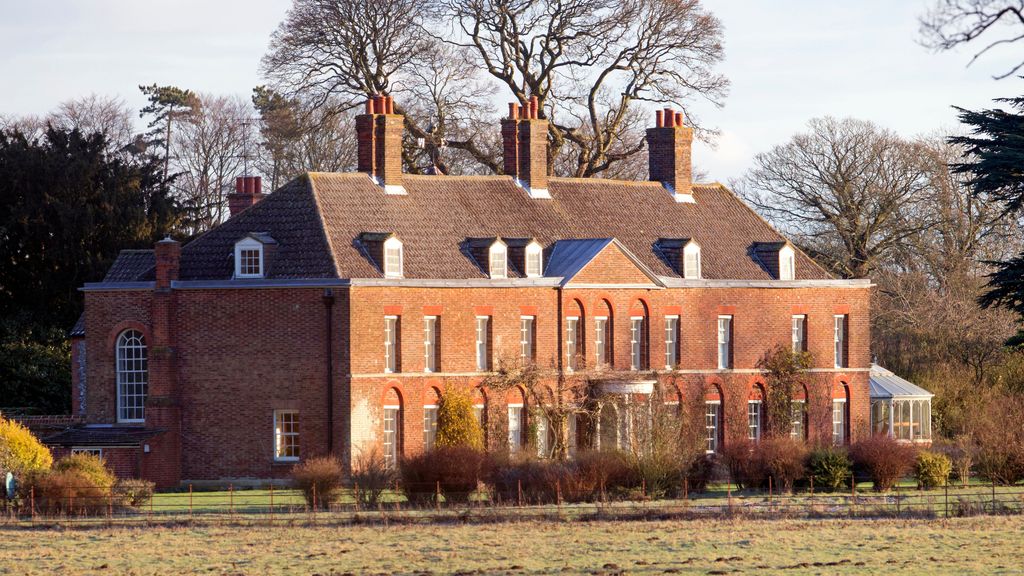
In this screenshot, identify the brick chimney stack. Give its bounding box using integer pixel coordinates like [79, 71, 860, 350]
[154, 236, 180, 290]
[646, 108, 694, 203]
[501, 96, 550, 199]
[356, 94, 405, 194]
[228, 176, 263, 217]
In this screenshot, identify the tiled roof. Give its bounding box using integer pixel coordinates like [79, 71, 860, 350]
[100, 172, 832, 282]
[43, 426, 164, 447]
[69, 314, 85, 337]
[103, 250, 155, 281]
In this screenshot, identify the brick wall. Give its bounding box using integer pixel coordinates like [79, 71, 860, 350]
[80, 277, 870, 485]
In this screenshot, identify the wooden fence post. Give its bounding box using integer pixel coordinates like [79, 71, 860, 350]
[189, 483, 193, 522]
[269, 483, 274, 526]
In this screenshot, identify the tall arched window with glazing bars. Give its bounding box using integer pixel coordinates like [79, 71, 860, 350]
[116, 330, 148, 423]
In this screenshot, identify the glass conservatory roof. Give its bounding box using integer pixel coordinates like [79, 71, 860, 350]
[869, 364, 934, 399]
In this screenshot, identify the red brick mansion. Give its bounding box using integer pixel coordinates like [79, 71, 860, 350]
[54, 96, 871, 488]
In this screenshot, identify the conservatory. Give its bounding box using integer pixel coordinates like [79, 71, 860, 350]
[869, 364, 934, 444]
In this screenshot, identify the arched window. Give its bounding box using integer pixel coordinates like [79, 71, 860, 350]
[423, 387, 440, 451]
[566, 299, 585, 371]
[594, 299, 613, 369]
[705, 385, 724, 453]
[748, 384, 765, 441]
[525, 240, 543, 277]
[833, 382, 850, 446]
[383, 387, 403, 468]
[473, 387, 488, 447]
[489, 240, 508, 279]
[791, 385, 808, 440]
[116, 330, 148, 423]
[507, 387, 526, 452]
[630, 300, 649, 371]
[383, 236, 404, 278]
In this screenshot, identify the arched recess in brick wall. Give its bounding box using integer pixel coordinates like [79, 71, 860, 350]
[565, 298, 586, 369]
[628, 298, 651, 370]
[472, 386, 489, 447]
[592, 297, 614, 369]
[831, 380, 851, 446]
[747, 382, 766, 441]
[793, 383, 809, 441]
[660, 382, 683, 417]
[506, 386, 528, 453]
[382, 386, 404, 468]
[105, 320, 151, 355]
[423, 386, 441, 451]
[705, 382, 724, 453]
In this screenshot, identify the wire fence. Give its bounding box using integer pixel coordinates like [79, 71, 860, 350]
[2, 477, 1023, 529]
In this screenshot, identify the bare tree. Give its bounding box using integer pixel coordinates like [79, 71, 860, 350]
[261, 0, 728, 178]
[47, 95, 136, 155]
[737, 117, 933, 279]
[171, 94, 257, 234]
[0, 114, 47, 141]
[920, 0, 1024, 79]
[436, 0, 728, 177]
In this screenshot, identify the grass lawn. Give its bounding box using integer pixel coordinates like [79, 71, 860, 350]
[2, 515, 1023, 575]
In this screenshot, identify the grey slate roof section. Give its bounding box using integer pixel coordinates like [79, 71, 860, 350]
[103, 250, 155, 282]
[69, 314, 86, 338]
[869, 364, 934, 399]
[544, 238, 615, 280]
[96, 172, 837, 283]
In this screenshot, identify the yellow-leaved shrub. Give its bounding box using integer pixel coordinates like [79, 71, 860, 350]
[0, 415, 53, 475]
[435, 388, 484, 450]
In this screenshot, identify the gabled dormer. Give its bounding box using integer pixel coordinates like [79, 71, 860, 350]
[505, 238, 544, 278]
[234, 232, 277, 279]
[466, 237, 509, 279]
[359, 232, 404, 278]
[753, 241, 796, 280]
[655, 238, 701, 279]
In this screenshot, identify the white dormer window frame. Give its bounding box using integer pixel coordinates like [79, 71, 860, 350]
[779, 244, 796, 281]
[525, 241, 543, 278]
[383, 236, 404, 278]
[489, 240, 508, 279]
[683, 241, 702, 279]
[234, 237, 264, 279]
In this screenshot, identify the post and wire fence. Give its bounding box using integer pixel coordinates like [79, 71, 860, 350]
[2, 476, 1023, 528]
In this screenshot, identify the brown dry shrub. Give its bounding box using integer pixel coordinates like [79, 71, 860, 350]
[291, 456, 344, 509]
[850, 435, 917, 492]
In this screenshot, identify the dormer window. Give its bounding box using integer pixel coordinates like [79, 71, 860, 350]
[525, 241, 543, 277]
[683, 241, 702, 279]
[383, 236, 404, 278]
[779, 245, 796, 281]
[234, 233, 276, 278]
[489, 240, 508, 279]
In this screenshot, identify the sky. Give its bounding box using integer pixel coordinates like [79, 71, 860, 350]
[0, 0, 1020, 181]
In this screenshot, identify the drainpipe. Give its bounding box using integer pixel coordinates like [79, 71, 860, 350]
[323, 288, 336, 455]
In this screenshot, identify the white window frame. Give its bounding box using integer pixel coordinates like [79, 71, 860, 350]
[832, 398, 847, 446]
[520, 316, 534, 362]
[748, 400, 762, 441]
[423, 404, 438, 451]
[792, 315, 806, 353]
[717, 316, 732, 370]
[383, 236, 404, 278]
[116, 330, 148, 423]
[508, 403, 523, 452]
[423, 316, 437, 373]
[834, 314, 847, 368]
[489, 241, 508, 279]
[525, 241, 543, 277]
[71, 447, 103, 458]
[475, 316, 490, 371]
[683, 241, 702, 279]
[594, 316, 608, 368]
[664, 315, 679, 369]
[705, 400, 720, 454]
[779, 244, 796, 281]
[234, 237, 264, 278]
[384, 315, 399, 373]
[630, 316, 645, 370]
[273, 410, 300, 462]
[383, 404, 400, 468]
[566, 316, 579, 371]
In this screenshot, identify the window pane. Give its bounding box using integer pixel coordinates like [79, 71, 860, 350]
[520, 317, 534, 362]
[630, 318, 644, 370]
[705, 402, 720, 453]
[665, 316, 678, 369]
[595, 318, 607, 367]
[424, 317, 437, 372]
[508, 406, 522, 452]
[717, 317, 731, 369]
[383, 407, 400, 468]
[423, 406, 438, 451]
[117, 330, 148, 422]
[476, 317, 490, 371]
[384, 317, 398, 373]
[748, 401, 761, 440]
[790, 400, 806, 440]
[566, 317, 578, 371]
[274, 411, 300, 460]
